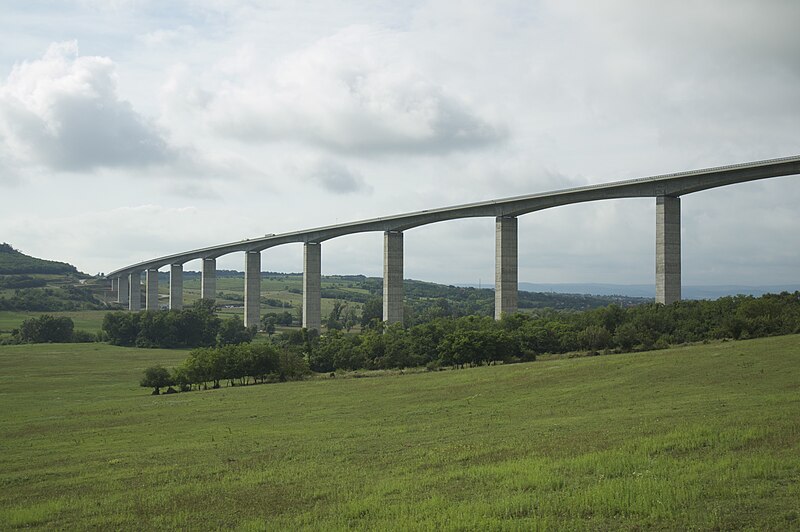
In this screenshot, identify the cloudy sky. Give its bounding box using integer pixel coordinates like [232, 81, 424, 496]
[1, 0, 798, 288]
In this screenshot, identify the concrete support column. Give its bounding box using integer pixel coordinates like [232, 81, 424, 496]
[146, 268, 159, 311]
[244, 251, 261, 329]
[128, 271, 141, 311]
[656, 195, 681, 305]
[383, 231, 404, 325]
[201, 258, 216, 301]
[495, 216, 519, 319]
[169, 264, 183, 310]
[303, 242, 322, 331]
[117, 276, 129, 305]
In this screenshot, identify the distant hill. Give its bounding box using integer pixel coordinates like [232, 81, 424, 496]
[168, 270, 649, 314]
[0, 243, 79, 275]
[518, 282, 800, 300]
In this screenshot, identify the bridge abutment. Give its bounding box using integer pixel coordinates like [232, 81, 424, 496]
[201, 258, 216, 301]
[170, 264, 183, 310]
[129, 271, 141, 311]
[383, 231, 404, 325]
[656, 195, 681, 304]
[146, 268, 159, 310]
[495, 216, 518, 319]
[244, 251, 261, 329]
[303, 243, 322, 331]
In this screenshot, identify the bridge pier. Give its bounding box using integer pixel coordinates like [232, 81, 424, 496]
[495, 216, 518, 319]
[244, 251, 261, 329]
[146, 268, 159, 310]
[383, 231, 404, 325]
[117, 275, 129, 305]
[303, 243, 322, 331]
[656, 195, 681, 304]
[201, 258, 216, 301]
[129, 271, 141, 311]
[170, 264, 183, 310]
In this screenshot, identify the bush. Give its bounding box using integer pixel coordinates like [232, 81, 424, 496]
[72, 329, 98, 343]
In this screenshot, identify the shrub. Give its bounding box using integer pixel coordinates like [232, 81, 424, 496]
[72, 330, 98, 343]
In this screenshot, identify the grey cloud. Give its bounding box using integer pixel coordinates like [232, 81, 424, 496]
[311, 161, 372, 194]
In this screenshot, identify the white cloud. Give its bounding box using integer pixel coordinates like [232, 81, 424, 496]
[0, 41, 174, 172]
[178, 25, 506, 155]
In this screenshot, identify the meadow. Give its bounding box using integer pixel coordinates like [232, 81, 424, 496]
[1, 335, 798, 529]
[0, 310, 110, 336]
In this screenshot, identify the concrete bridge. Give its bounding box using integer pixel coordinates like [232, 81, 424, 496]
[107, 155, 800, 330]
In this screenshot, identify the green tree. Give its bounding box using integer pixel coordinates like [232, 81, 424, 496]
[577, 325, 612, 351]
[217, 316, 255, 346]
[613, 322, 639, 351]
[261, 315, 277, 336]
[361, 297, 383, 328]
[140, 365, 173, 394]
[16, 314, 74, 343]
[102, 312, 141, 346]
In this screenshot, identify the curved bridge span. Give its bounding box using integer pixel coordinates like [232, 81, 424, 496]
[107, 155, 800, 329]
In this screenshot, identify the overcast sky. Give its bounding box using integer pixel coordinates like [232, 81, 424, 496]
[1, 0, 798, 287]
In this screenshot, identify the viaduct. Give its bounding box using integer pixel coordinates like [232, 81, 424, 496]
[107, 155, 800, 330]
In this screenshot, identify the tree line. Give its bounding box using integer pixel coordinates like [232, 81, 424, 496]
[141, 343, 309, 394]
[103, 299, 255, 348]
[298, 292, 800, 372]
[2, 314, 98, 344]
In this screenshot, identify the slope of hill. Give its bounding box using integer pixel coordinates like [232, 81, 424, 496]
[0, 335, 798, 529]
[0, 243, 79, 275]
[0, 244, 106, 313]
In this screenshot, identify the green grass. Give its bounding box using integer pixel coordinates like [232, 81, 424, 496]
[1, 336, 799, 529]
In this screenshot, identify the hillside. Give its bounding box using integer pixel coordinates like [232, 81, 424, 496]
[0, 243, 80, 275]
[0, 244, 106, 313]
[0, 335, 798, 529]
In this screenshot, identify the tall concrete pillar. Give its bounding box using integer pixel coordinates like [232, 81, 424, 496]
[244, 251, 261, 329]
[495, 216, 518, 319]
[303, 242, 322, 331]
[146, 268, 159, 311]
[170, 264, 183, 310]
[128, 271, 141, 311]
[656, 195, 681, 304]
[383, 231, 404, 325]
[117, 276, 129, 305]
[201, 258, 216, 301]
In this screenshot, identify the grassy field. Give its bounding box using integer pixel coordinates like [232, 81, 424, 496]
[0, 310, 110, 336]
[1, 336, 799, 529]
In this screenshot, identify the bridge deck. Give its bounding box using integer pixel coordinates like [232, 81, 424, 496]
[107, 155, 800, 277]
